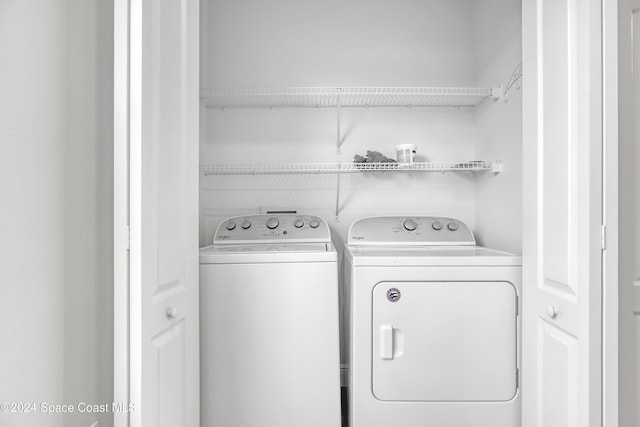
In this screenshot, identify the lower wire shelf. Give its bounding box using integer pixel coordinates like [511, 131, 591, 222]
[200, 161, 503, 221]
[200, 161, 503, 175]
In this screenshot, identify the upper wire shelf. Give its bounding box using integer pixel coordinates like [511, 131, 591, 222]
[200, 87, 497, 109]
[201, 161, 503, 175]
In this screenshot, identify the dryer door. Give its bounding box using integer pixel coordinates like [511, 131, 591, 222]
[372, 281, 517, 402]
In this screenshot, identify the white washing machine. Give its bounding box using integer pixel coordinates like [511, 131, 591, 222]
[344, 216, 521, 427]
[200, 214, 341, 427]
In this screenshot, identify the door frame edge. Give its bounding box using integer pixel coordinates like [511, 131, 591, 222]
[114, 0, 132, 426]
[602, 0, 620, 426]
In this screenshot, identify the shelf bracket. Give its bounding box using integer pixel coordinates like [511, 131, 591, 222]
[494, 63, 523, 102]
[336, 88, 342, 155]
[335, 168, 341, 221]
[491, 86, 503, 101]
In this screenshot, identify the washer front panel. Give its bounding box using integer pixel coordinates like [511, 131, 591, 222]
[200, 260, 341, 427]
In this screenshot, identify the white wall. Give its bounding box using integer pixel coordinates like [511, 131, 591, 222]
[618, 0, 640, 424]
[200, 0, 523, 257]
[63, 1, 114, 427]
[203, 0, 475, 88]
[0, 2, 66, 426]
[472, 0, 523, 254]
[0, 1, 113, 426]
[200, 0, 485, 249]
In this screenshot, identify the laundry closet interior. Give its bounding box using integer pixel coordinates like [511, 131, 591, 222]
[198, 0, 523, 254]
[197, 0, 523, 425]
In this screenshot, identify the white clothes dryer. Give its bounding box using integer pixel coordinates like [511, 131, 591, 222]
[344, 216, 521, 427]
[200, 214, 341, 427]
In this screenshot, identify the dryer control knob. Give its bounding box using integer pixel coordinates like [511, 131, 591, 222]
[309, 219, 320, 229]
[447, 221, 459, 231]
[403, 219, 418, 231]
[294, 219, 304, 228]
[432, 220, 443, 231]
[225, 221, 236, 231]
[266, 217, 279, 230]
[241, 220, 251, 229]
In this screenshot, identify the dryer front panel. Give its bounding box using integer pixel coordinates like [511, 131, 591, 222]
[372, 281, 517, 402]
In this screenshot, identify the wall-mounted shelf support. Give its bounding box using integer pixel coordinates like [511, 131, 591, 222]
[336, 88, 342, 154]
[201, 160, 503, 221]
[493, 63, 523, 102]
[200, 87, 496, 109]
[491, 161, 503, 173]
[200, 161, 502, 175]
[335, 171, 341, 221]
[202, 87, 497, 161]
[200, 83, 515, 221]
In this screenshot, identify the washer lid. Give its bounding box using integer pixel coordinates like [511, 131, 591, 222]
[347, 216, 475, 246]
[346, 246, 521, 267]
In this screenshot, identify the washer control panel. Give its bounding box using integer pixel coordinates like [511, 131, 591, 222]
[214, 214, 331, 244]
[348, 216, 475, 246]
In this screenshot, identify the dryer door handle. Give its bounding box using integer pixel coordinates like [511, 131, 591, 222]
[380, 324, 394, 360]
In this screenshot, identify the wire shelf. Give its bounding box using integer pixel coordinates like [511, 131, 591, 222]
[200, 161, 502, 175]
[200, 87, 495, 109]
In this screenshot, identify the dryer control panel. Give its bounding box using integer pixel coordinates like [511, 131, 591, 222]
[347, 216, 475, 246]
[214, 214, 332, 245]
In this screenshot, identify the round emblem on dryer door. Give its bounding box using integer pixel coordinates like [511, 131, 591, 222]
[386, 288, 401, 302]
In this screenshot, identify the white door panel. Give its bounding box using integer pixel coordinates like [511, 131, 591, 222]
[523, 0, 602, 425]
[540, 0, 579, 299]
[538, 320, 578, 427]
[634, 17, 640, 423]
[540, 0, 578, 297]
[634, 5, 640, 281]
[634, 311, 640, 424]
[124, 0, 199, 425]
[153, 321, 186, 427]
[635, 4, 640, 423]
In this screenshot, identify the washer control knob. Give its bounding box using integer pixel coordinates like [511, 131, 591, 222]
[294, 219, 305, 228]
[225, 221, 236, 231]
[309, 219, 320, 229]
[432, 220, 443, 231]
[241, 220, 251, 229]
[447, 221, 459, 231]
[266, 217, 279, 230]
[403, 219, 418, 231]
